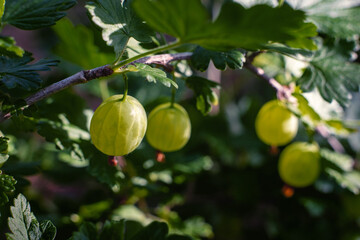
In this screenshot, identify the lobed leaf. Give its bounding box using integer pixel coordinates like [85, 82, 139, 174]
[131, 221, 168, 240]
[68, 222, 98, 240]
[191, 47, 245, 72]
[0, 0, 4, 22]
[86, 0, 154, 58]
[40, 221, 57, 240]
[0, 36, 24, 57]
[325, 169, 360, 194]
[289, 93, 356, 136]
[320, 148, 354, 172]
[0, 53, 58, 91]
[2, 0, 76, 30]
[53, 18, 114, 69]
[0, 136, 9, 166]
[6, 194, 57, 240]
[264, 43, 314, 60]
[289, 0, 360, 39]
[186, 76, 220, 115]
[298, 41, 360, 107]
[87, 153, 126, 190]
[127, 63, 178, 88]
[70, 219, 195, 240]
[290, 93, 321, 128]
[133, 0, 317, 51]
[36, 117, 90, 167]
[0, 172, 16, 206]
[99, 219, 143, 240]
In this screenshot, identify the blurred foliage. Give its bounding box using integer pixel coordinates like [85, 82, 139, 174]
[0, 0, 360, 240]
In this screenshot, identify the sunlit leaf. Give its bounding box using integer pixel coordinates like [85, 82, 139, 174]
[0, 36, 24, 57]
[133, 0, 317, 51]
[127, 63, 177, 88]
[86, 0, 154, 57]
[298, 41, 360, 107]
[6, 194, 56, 240]
[321, 148, 354, 172]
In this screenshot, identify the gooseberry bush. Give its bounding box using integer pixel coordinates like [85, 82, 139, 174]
[0, 0, 360, 239]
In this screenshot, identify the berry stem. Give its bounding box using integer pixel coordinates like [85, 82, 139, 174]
[170, 72, 176, 108]
[120, 74, 129, 102]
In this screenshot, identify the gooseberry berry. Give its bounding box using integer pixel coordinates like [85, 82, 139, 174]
[278, 142, 320, 188]
[146, 102, 191, 152]
[255, 99, 298, 146]
[90, 95, 147, 156]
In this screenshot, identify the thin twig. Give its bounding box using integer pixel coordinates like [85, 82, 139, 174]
[316, 125, 345, 153]
[243, 62, 296, 102]
[1, 50, 349, 154]
[0, 52, 193, 122]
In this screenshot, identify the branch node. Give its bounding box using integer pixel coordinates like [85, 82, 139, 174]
[83, 65, 114, 81]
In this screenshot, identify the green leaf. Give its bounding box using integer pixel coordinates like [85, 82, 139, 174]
[290, 93, 355, 136]
[131, 221, 169, 240]
[2, 0, 76, 30]
[37, 118, 91, 147]
[79, 200, 112, 220]
[173, 155, 213, 175]
[112, 205, 151, 225]
[68, 222, 98, 240]
[0, 153, 8, 166]
[290, 93, 321, 128]
[6, 194, 57, 240]
[6, 194, 39, 240]
[284, 21, 318, 50]
[86, 0, 154, 57]
[186, 76, 219, 115]
[325, 169, 360, 194]
[321, 148, 354, 172]
[40, 221, 57, 240]
[0, 0, 5, 22]
[0, 136, 9, 167]
[324, 119, 357, 136]
[133, 0, 209, 44]
[296, 0, 360, 39]
[127, 63, 178, 88]
[0, 172, 16, 206]
[309, 8, 360, 38]
[0, 53, 58, 91]
[100, 219, 143, 240]
[36, 117, 90, 167]
[181, 216, 213, 239]
[87, 153, 125, 191]
[71, 219, 194, 240]
[191, 47, 245, 72]
[166, 235, 193, 240]
[53, 18, 114, 69]
[298, 42, 360, 107]
[133, 0, 317, 51]
[0, 36, 24, 57]
[265, 43, 314, 60]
